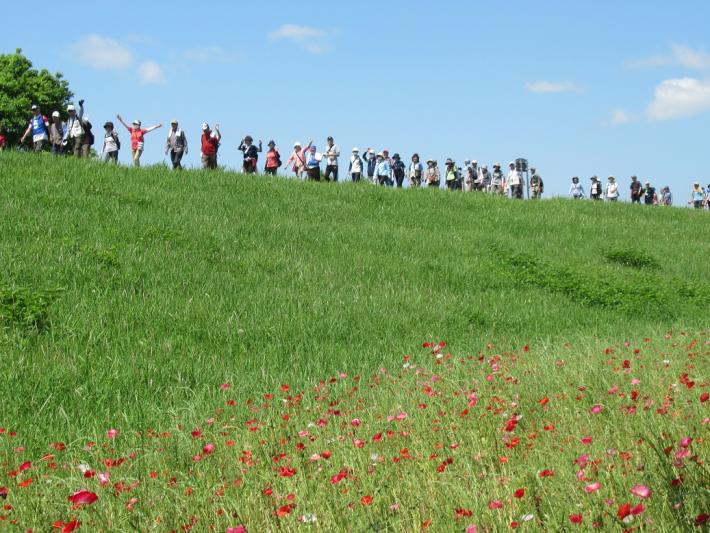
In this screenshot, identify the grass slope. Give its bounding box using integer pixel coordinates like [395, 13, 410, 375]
[0, 153, 708, 531]
[1, 152, 707, 434]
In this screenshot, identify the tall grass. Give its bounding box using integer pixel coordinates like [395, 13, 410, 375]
[0, 152, 707, 531]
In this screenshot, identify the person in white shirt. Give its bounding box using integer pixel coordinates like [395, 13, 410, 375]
[409, 153, 424, 188]
[349, 147, 363, 182]
[506, 162, 524, 199]
[101, 121, 120, 163]
[569, 176, 585, 199]
[605, 176, 619, 201]
[323, 136, 340, 182]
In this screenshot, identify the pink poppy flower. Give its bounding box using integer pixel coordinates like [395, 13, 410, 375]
[584, 482, 601, 493]
[106, 429, 119, 439]
[630, 484, 651, 499]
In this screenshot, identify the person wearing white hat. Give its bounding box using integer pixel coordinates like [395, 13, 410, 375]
[20, 104, 49, 152]
[363, 148, 377, 183]
[643, 181, 658, 205]
[165, 119, 188, 170]
[604, 176, 619, 201]
[506, 161, 524, 199]
[323, 136, 340, 182]
[284, 140, 312, 179]
[116, 113, 162, 167]
[349, 147, 363, 182]
[49, 111, 66, 156]
[375, 152, 391, 186]
[200, 123, 221, 170]
[62, 100, 87, 157]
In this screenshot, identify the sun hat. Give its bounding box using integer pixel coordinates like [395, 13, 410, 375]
[52, 111, 60, 118]
[201, 123, 209, 131]
[352, 147, 359, 152]
[134, 119, 142, 126]
[268, 140, 276, 147]
[376, 152, 384, 158]
[645, 181, 650, 185]
[103, 121, 114, 128]
[31, 104, 38, 111]
[472, 160, 478, 165]
[427, 159, 434, 164]
[67, 105, 75, 112]
[170, 119, 178, 124]
[508, 161, 515, 166]
[367, 148, 375, 154]
[445, 158, 454, 164]
[590, 175, 598, 180]
[294, 141, 301, 147]
[393, 153, 400, 159]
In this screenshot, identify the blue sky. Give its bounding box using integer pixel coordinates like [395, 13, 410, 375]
[3, 0, 710, 199]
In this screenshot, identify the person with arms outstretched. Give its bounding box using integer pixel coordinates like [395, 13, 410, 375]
[116, 114, 162, 167]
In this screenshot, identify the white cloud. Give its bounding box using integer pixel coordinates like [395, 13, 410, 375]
[646, 78, 710, 121]
[71, 34, 133, 70]
[610, 108, 632, 125]
[627, 44, 710, 71]
[183, 46, 242, 64]
[525, 81, 582, 94]
[138, 61, 166, 85]
[268, 24, 331, 53]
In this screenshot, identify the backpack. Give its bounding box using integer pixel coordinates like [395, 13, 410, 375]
[113, 132, 121, 150]
[85, 127, 95, 147]
[276, 150, 282, 168]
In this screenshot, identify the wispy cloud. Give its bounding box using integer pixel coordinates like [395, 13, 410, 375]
[71, 34, 133, 70]
[646, 77, 710, 121]
[183, 46, 242, 64]
[268, 24, 332, 54]
[525, 81, 582, 94]
[138, 61, 166, 85]
[610, 108, 632, 125]
[627, 44, 710, 70]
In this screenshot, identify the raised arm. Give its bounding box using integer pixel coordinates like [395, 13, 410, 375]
[78, 100, 85, 122]
[258, 141, 263, 153]
[116, 114, 131, 131]
[145, 123, 163, 133]
[213, 124, 222, 141]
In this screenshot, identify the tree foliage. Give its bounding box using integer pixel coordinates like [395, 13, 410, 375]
[0, 49, 73, 145]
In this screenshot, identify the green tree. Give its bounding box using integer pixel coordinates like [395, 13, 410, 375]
[0, 49, 73, 145]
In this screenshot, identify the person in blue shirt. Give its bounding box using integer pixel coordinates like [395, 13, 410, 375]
[20, 105, 49, 151]
[375, 152, 391, 186]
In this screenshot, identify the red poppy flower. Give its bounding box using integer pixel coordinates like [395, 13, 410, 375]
[279, 467, 297, 478]
[539, 469, 554, 478]
[569, 514, 583, 524]
[68, 490, 98, 505]
[275, 503, 296, 517]
[361, 495, 373, 506]
[513, 488, 525, 499]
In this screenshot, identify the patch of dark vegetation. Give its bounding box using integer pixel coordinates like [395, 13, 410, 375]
[604, 248, 660, 270]
[0, 285, 63, 333]
[491, 245, 670, 318]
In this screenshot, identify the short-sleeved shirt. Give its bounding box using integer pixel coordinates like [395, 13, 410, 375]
[644, 187, 656, 204]
[265, 149, 280, 169]
[130, 128, 148, 151]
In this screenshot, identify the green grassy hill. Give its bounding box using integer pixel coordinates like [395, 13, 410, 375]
[0, 153, 708, 531]
[1, 152, 707, 435]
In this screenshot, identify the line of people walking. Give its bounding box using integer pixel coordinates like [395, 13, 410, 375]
[7, 101, 710, 209]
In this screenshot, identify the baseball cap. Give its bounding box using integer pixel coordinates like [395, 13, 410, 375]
[31, 104, 38, 111]
[133, 119, 141, 126]
[52, 111, 60, 118]
[202, 123, 209, 131]
[103, 121, 114, 128]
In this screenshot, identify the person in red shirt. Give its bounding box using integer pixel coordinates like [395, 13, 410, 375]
[264, 140, 281, 175]
[116, 114, 162, 167]
[200, 123, 221, 169]
[0, 130, 6, 151]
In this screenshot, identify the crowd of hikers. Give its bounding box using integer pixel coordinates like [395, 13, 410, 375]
[2, 101, 710, 209]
